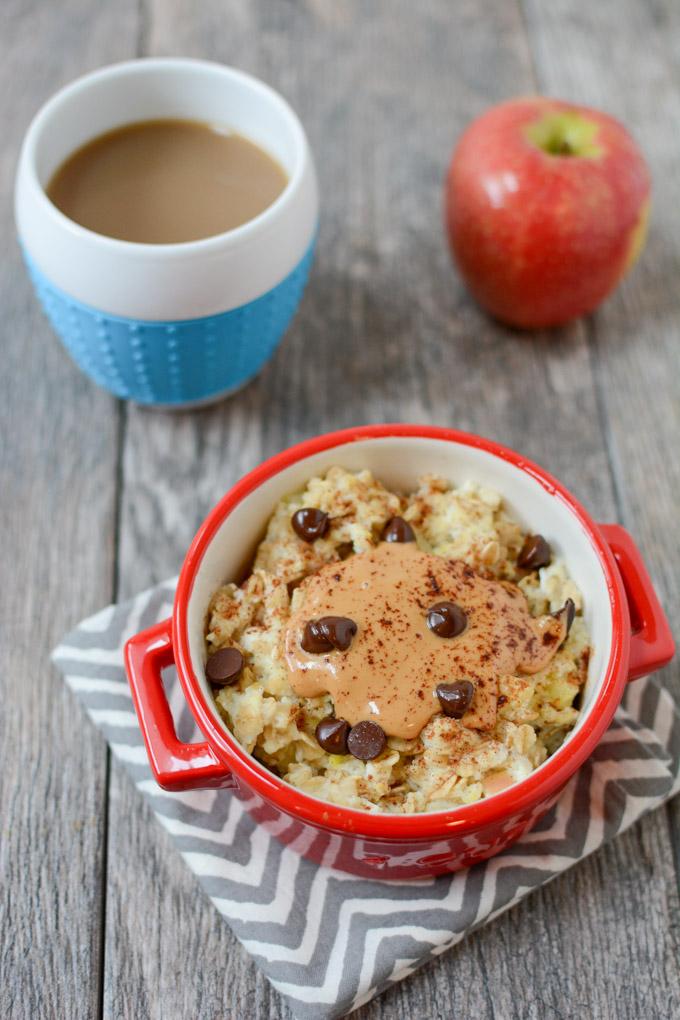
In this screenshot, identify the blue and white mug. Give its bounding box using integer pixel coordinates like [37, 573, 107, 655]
[15, 59, 318, 407]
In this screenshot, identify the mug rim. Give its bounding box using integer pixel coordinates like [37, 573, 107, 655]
[172, 424, 630, 841]
[19, 57, 309, 259]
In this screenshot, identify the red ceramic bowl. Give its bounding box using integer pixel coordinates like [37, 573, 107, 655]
[125, 425, 674, 878]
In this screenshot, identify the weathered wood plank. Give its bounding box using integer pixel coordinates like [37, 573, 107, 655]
[0, 2, 137, 1018]
[106, 1, 679, 1018]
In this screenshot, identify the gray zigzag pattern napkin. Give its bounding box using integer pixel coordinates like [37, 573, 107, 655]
[52, 580, 680, 1019]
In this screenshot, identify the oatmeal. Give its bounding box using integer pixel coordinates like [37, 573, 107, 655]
[205, 467, 590, 813]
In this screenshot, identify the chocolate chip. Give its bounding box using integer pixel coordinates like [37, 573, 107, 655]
[205, 647, 244, 686]
[301, 616, 358, 654]
[291, 507, 330, 542]
[347, 720, 386, 760]
[517, 534, 552, 571]
[426, 601, 467, 638]
[315, 716, 350, 754]
[301, 621, 333, 653]
[381, 516, 415, 543]
[436, 681, 475, 718]
[554, 597, 576, 636]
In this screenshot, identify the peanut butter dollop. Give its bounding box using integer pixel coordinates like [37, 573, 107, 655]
[284, 542, 568, 740]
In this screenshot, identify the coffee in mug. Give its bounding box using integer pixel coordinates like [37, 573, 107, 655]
[47, 118, 288, 244]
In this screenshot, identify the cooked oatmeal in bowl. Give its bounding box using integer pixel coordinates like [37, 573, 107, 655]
[125, 424, 673, 876]
[205, 466, 591, 814]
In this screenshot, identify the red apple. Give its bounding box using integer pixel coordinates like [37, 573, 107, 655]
[444, 97, 651, 329]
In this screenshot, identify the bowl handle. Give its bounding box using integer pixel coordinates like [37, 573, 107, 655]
[125, 618, 234, 790]
[599, 524, 675, 680]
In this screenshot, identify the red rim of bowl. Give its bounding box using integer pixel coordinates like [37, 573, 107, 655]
[173, 424, 630, 840]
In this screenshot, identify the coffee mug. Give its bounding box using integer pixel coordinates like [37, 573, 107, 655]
[15, 58, 318, 407]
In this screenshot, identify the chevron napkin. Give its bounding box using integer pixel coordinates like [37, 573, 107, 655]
[52, 579, 680, 1020]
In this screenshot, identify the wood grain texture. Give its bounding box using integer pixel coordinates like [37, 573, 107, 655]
[0, 2, 137, 1018]
[3, 0, 679, 1018]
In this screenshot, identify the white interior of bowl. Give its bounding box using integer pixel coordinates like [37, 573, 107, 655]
[187, 436, 613, 777]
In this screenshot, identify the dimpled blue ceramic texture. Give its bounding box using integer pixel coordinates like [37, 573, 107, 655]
[23, 239, 315, 405]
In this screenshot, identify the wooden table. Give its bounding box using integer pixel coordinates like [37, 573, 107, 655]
[2, 2, 679, 1017]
